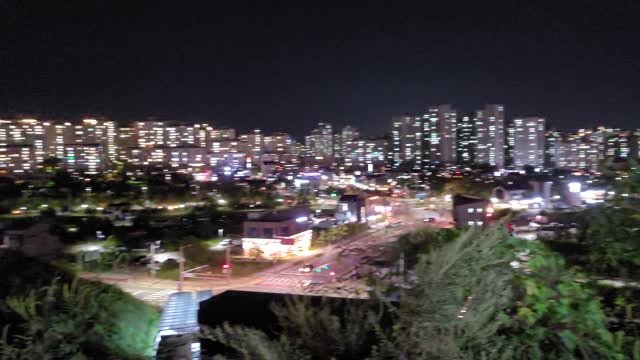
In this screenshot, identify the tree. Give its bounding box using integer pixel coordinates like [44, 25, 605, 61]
[198, 226, 628, 359]
[200, 296, 383, 360]
[373, 228, 622, 359]
[333, 224, 348, 242]
[295, 189, 313, 205]
[248, 246, 264, 260]
[0, 277, 159, 358]
[578, 205, 640, 277]
[42, 156, 62, 172]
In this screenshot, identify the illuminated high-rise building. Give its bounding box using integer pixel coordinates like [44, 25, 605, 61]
[116, 127, 138, 162]
[336, 126, 358, 158]
[136, 121, 166, 147]
[75, 119, 117, 163]
[193, 123, 212, 149]
[545, 130, 562, 168]
[426, 105, 457, 165]
[264, 132, 292, 156]
[606, 130, 632, 159]
[165, 125, 195, 147]
[511, 117, 545, 169]
[474, 104, 505, 168]
[0, 145, 34, 174]
[42, 122, 73, 160]
[590, 126, 610, 167]
[343, 136, 387, 170]
[0, 119, 47, 172]
[64, 144, 102, 174]
[209, 128, 236, 141]
[550, 131, 599, 170]
[167, 146, 208, 169]
[305, 122, 334, 158]
[391, 115, 422, 170]
[239, 129, 264, 160]
[456, 114, 476, 165]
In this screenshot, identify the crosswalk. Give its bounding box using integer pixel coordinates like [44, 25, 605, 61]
[256, 275, 315, 288]
[126, 288, 177, 305]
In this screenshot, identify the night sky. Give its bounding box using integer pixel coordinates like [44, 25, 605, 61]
[1, 1, 639, 138]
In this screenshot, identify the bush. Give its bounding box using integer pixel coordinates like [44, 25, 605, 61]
[157, 260, 179, 280]
[395, 227, 461, 268]
[0, 251, 159, 358]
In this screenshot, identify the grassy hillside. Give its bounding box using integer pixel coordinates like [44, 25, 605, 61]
[0, 250, 159, 359]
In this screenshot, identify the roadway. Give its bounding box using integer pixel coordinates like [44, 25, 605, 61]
[115, 198, 449, 303]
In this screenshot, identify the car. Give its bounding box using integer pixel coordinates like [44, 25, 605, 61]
[388, 221, 403, 228]
[210, 239, 232, 251]
[132, 255, 151, 266]
[298, 264, 314, 273]
[423, 217, 436, 223]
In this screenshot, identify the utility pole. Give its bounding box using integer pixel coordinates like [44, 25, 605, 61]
[178, 244, 192, 292]
[178, 245, 185, 291]
[149, 242, 156, 279]
[77, 252, 83, 272]
[225, 242, 231, 284]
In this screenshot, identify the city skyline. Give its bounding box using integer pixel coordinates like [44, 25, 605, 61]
[1, 2, 639, 136]
[0, 112, 636, 176]
[1, 3, 639, 359]
[0, 103, 634, 140]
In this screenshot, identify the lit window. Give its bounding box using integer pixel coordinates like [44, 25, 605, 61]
[467, 208, 474, 213]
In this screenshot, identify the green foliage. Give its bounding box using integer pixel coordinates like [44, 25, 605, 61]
[373, 227, 516, 358]
[578, 205, 640, 277]
[493, 241, 622, 359]
[395, 227, 461, 268]
[156, 260, 180, 280]
[248, 246, 265, 260]
[180, 237, 214, 266]
[431, 177, 495, 198]
[0, 278, 158, 359]
[0, 251, 158, 358]
[201, 323, 298, 360]
[270, 297, 381, 359]
[545, 175, 640, 278]
[381, 227, 623, 359]
[200, 225, 631, 359]
[312, 223, 364, 249]
[201, 296, 384, 360]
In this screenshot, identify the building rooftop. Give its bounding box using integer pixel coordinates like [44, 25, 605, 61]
[338, 194, 363, 202]
[245, 206, 309, 222]
[453, 194, 489, 206]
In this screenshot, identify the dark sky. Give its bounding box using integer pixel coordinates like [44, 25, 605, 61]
[1, 1, 639, 138]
